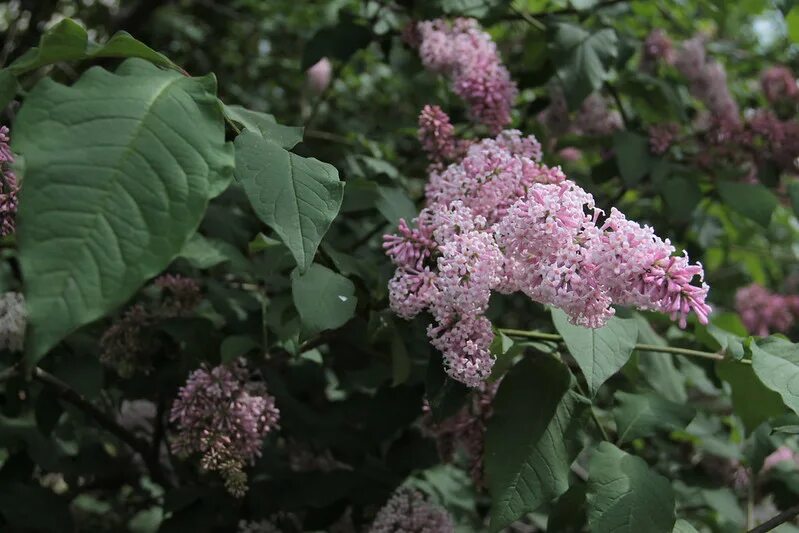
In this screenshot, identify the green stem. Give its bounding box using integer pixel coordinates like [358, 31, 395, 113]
[500, 328, 747, 363]
[575, 380, 611, 441]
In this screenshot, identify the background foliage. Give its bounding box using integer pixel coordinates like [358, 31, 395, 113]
[4, 0, 799, 531]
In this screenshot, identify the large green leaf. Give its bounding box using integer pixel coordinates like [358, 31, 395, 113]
[13, 58, 233, 365]
[717, 181, 777, 228]
[7, 18, 176, 76]
[613, 390, 695, 443]
[788, 6, 799, 43]
[613, 131, 652, 186]
[587, 442, 676, 533]
[291, 263, 357, 335]
[632, 314, 687, 403]
[485, 356, 586, 532]
[550, 24, 618, 108]
[751, 338, 799, 417]
[0, 69, 18, 110]
[234, 130, 343, 272]
[717, 360, 784, 432]
[222, 104, 304, 149]
[552, 309, 638, 396]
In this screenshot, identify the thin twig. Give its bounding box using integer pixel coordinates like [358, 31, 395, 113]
[31, 367, 168, 486]
[748, 502, 799, 533]
[500, 329, 739, 363]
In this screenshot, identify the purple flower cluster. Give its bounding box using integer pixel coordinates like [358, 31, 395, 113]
[0, 126, 19, 237]
[369, 488, 454, 533]
[762, 446, 798, 473]
[170, 360, 279, 496]
[735, 283, 799, 336]
[384, 112, 710, 387]
[674, 36, 740, 129]
[643, 29, 674, 66]
[648, 123, 679, 155]
[761, 66, 798, 105]
[538, 86, 621, 139]
[418, 105, 468, 170]
[415, 18, 517, 133]
[101, 274, 202, 377]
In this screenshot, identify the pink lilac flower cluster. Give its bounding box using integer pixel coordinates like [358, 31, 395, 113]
[369, 488, 454, 533]
[747, 109, 799, 172]
[0, 126, 19, 237]
[385, 112, 710, 387]
[306, 57, 332, 95]
[101, 274, 201, 377]
[735, 283, 799, 336]
[418, 105, 469, 170]
[414, 18, 517, 134]
[761, 66, 798, 105]
[763, 446, 798, 473]
[648, 123, 680, 155]
[674, 36, 740, 129]
[643, 29, 674, 66]
[422, 382, 497, 486]
[170, 359, 280, 496]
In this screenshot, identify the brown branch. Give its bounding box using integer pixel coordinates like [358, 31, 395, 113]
[31, 367, 169, 486]
[748, 503, 799, 533]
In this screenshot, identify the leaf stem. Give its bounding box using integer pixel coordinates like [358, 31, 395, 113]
[499, 328, 745, 363]
[575, 379, 611, 441]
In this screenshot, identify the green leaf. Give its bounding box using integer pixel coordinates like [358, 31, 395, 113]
[613, 131, 651, 186]
[587, 442, 676, 533]
[14, 59, 233, 365]
[672, 519, 699, 533]
[291, 263, 356, 335]
[220, 335, 259, 364]
[632, 314, 687, 403]
[234, 130, 343, 272]
[302, 19, 372, 70]
[7, 18, 176, 76]
[550, 24, 618, 108]
[751, 339, 799, 417]
[552, 309, 638, 396]
[788, 6, 799, 43]
[0, 69, 18, 110]
[179, 233, 243, 270]
[613, 390, 695, 443]
[717, 181, 778, 228]
[547, 484, 587, 533]
[772, 425, 799, 434]
[485, 356, 587, 532]
[788, 181, 799, 217]
[376, 186, 417, 225]
[717, 360, 784, 432]
[223, 104, 304, 149]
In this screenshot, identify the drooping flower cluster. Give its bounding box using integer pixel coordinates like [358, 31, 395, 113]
[0, 291, 25, 352]
[761, 66, 798, 105]
[414, 18, 517, 133]
[170, 360, 280, 496]
[674, 36, 740, 129]
[0, 126, 18, 237]
[369, 488, 454, 533]
[100, 274, 201, 377]
[385, 113, 710, 387]
[422, 382, 497, 486]
[735, 283, 799, 336]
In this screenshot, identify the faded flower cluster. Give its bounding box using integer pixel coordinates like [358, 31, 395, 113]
[735, 283, 799, 336]
[170, 359, 279, 496]
[369, 488, 454, 533]
[0, 291, 26, 352]
[384, 109, 710, 387]
[100, 274, 201, 377]
[413, 18, 517, 134]
[0, 126, 18, 237]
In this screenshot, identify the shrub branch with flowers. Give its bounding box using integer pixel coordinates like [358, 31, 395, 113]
[3, 1, 799, 532]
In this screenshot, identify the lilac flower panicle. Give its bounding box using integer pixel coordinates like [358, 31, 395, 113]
[0, 126, 19, 237]
[415, 18, 517, 133]
[643, 29, 674, 65]
[0, 292, 26, 352]
[169, 360, 280, 496]
[735, 283, 797, 336]
[761, 66, 798, 105]
[762, 446, 798, 473]
[369, 488, 455, 533]
[674, 36, 740, 128]
[384, 124, 711, 387]
[648, 123, 679, 155]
